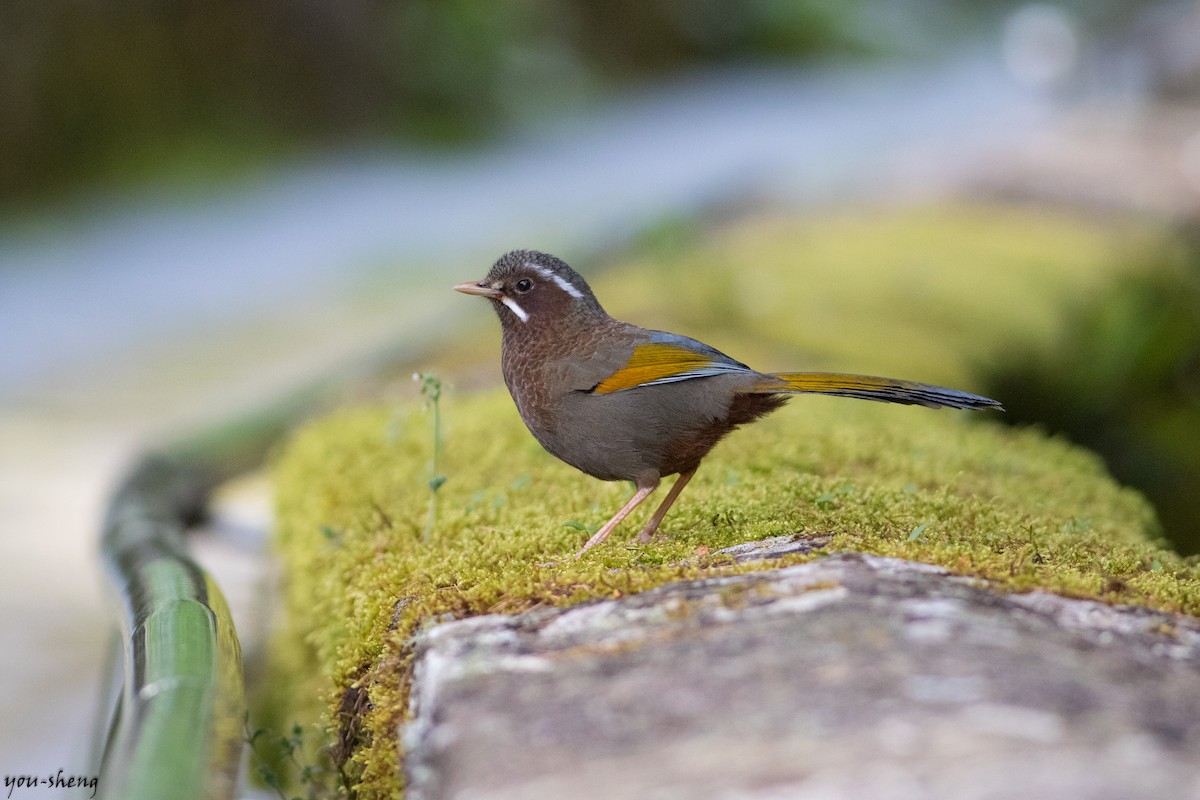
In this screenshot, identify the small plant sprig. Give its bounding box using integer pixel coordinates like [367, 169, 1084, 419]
[414, 372, 447, 540]
[245, 718, 348, 800]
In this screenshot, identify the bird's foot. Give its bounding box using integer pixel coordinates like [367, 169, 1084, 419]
[635, 522, 662, 544]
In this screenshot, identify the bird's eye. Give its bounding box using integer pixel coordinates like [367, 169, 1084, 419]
[514, 278, 534, 294]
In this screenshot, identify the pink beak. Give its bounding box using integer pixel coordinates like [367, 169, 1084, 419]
[453, 281, 502, 299]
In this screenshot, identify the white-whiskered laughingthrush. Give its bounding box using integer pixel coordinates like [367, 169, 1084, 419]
[455, 250, 1002, 557]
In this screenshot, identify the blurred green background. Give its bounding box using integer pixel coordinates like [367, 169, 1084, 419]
[6, 0, 894, 201]
[0, 0, 1171, 205]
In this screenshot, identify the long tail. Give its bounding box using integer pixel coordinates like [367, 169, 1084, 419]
[750, 372, 1003, 411]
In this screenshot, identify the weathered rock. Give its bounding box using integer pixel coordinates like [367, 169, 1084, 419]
[404, 553, 1200, 800]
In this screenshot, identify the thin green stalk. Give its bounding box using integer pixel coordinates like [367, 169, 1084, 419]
[415, 373, 447, 539]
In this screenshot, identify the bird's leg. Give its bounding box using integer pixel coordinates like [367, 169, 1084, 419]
[574, 477, 659, 558]
[636, 466, 697, 544]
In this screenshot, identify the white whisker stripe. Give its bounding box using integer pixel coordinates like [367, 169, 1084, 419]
[500, 296, 529, 322]
[528, 263, 584, 299]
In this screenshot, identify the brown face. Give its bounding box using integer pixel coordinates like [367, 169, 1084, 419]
[454, 259, 592, 328]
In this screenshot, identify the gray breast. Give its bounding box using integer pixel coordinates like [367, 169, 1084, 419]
[539, 375, 750, 482]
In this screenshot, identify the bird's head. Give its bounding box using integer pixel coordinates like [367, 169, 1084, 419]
[454, 250, 605, 328]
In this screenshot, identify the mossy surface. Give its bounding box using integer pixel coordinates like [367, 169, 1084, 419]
[260, 202, 1200, 799]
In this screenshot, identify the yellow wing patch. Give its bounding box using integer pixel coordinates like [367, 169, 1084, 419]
[592, 342, 736, 394]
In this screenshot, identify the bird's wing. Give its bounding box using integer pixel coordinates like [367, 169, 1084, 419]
[590, 331, 755, 394]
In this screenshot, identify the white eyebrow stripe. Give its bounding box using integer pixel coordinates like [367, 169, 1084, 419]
[500, 296, 529, 322]
[528, 263, 584, 300]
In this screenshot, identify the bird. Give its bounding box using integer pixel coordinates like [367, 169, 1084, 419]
[455, 250, 1002, 557]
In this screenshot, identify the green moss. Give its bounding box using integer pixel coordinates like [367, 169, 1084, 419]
[259, 203, 1199, 799]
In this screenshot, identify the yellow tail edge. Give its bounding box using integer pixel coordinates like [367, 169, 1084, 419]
[751, 372, 1003, 411]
